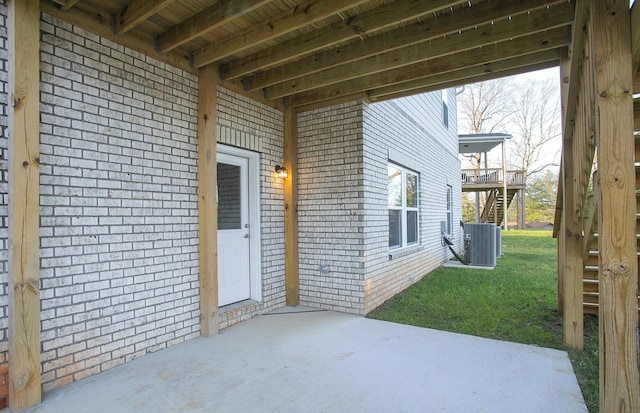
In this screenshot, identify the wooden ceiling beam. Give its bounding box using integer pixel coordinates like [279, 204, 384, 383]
[285, 28, 569, 107]
[156, 0, 273, 54]
[115, 0, 177, 34]
[293, 92, 369, 114]
[371, 61, 559, 103]
[267, 9, 573, 100]
[221, 0, 463, 80]
[369, 49, 561, 101]
[61, 0, 80, 11]
[246, 0, 571, 91]
[191, 0, 370, 68]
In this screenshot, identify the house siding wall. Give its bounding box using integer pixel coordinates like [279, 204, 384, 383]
[361, 93, 462, 313]
[297, 102, 366, 314]
[0, 9, 286, 392]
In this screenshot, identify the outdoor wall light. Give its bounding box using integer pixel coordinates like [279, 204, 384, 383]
[275, 165, 288, 179]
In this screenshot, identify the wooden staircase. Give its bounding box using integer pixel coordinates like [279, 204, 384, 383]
[582, 98, 640, 315]
[480, 188, 518, 226]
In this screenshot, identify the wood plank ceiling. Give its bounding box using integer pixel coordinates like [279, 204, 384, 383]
[41, 0, 580, 112]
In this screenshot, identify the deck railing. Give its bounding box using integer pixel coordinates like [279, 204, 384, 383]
[461, 168, 526, 187]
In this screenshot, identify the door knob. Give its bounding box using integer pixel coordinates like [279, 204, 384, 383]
[244, 234, 249, 238]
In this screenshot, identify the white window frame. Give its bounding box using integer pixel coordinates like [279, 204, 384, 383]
[388, 163, 420, 250]
[442, 89, 449, 128]
[446, 185, 453, 235]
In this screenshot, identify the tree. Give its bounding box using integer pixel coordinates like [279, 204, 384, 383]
[507, 77, 562, 177]
[458, 78, 515, 135]
[525, 170, 558, 223]
[457, 78, 516, 169]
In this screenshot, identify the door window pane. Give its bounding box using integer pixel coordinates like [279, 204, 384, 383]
[389, 209, 402, 249]
[217, 163, 242, 230]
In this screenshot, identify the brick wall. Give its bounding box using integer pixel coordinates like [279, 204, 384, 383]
[296, 94, 461, 315]
[361, 95, 462, 313]
[216, 87, 286, 326]
[297, 102, 366, 314]
[37, 14, 202, 391]
[0, 9, 286, 392]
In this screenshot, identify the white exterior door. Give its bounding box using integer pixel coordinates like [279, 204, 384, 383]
[217, 152, 251, 306]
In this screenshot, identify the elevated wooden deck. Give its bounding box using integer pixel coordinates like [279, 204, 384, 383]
[461, 169, 526, 192]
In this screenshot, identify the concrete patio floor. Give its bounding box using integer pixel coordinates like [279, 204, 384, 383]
[15, 308, 586, 413]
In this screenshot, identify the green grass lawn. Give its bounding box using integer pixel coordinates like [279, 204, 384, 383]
[367, 230, 600, 412]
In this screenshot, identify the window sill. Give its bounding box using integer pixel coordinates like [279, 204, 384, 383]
[389, 244, 423, 260]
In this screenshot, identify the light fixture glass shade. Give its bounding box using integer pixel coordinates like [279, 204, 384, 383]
[275, 165, 288, 178]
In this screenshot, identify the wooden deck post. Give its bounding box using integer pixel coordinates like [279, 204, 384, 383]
[517, 189, 525, 230]
[562, 145, 584, 349]
[557, 214, 565, 315]
[593, 0, 640, 410]
[198, 64, 219, 336]
[284, 109, 299, 306]
[7, 0, 42, 409]
[560, 49, 584, 350]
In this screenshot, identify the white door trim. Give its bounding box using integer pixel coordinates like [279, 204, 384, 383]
[217, 144, 262, 303]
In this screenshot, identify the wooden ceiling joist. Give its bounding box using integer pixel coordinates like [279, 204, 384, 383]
[115, 0, 177, 34]
[41, 0, 578, 113]
[285, 27, 569, 107]
[371, 61, 559, 103]
[220, 0, 463, 80]
[247, 0, 573, 92]
[272, 15, 572, 101]
[191, 0, 370, 68]
[60, 0, 80, 12]
[368, 49, 562, 101]
[156, 0, 273, 54]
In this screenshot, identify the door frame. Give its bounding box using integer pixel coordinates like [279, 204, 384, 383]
[217, 144, 262, 303]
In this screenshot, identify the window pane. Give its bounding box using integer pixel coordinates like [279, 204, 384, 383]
[217, 163, 242, 230]
[407, 211, 418, 244]
[446, 186, 452, 210]
[389, 209, 402, 248]
[406, 173, 417, 207]
[388, 166, 402, 207]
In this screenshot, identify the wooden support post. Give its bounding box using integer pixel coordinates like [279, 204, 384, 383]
[557, 214, 565, 315]
[284, 109, 299, 306]
[593, 1, 640, 410]
[518, 189, 525, 230]
[560, 49, 583, 350]
[198, 64, 219, 336]
[7, 0, 41, 410]
[562, 141, 584, 349]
